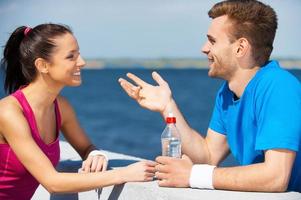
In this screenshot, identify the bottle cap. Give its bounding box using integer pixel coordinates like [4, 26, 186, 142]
[166, 112, 176, 123]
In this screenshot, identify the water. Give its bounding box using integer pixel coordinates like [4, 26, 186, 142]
[59, 68, 221, 162]
[1, 68, 301, 167]
[161, 137, 181, 158]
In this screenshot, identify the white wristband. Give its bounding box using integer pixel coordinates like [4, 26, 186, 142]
[189, 164, 216, 189]
[88, 150, 109, 162]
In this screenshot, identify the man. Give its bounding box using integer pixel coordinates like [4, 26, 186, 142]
[118, 0, 301, 192]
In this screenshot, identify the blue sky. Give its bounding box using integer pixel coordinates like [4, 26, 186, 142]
[1, 0, 300, 59]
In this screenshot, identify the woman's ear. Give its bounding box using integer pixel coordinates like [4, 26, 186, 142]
[35, 58, 49, 74]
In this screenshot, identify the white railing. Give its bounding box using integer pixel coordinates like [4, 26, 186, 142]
[32, 141, 301, 200]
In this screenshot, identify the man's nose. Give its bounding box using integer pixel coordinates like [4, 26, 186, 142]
[201, 41, 210, 55]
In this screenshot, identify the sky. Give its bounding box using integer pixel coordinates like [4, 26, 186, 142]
[0, 0, 300, 59]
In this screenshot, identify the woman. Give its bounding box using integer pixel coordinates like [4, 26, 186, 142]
[0, 24, 156, 199]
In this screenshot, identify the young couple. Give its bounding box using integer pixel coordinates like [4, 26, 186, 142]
[0, 0, 300, 199]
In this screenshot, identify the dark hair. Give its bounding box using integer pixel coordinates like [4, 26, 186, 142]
[1, 23, 72, 94]
[208, 0, 278, 66]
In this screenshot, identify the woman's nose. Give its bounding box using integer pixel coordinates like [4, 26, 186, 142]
[77, 55, 86, 68]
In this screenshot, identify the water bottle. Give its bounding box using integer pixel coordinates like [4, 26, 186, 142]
[161, 113, 181, 158]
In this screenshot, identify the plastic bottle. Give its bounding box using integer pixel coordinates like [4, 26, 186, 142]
[161, 113, 181, 158]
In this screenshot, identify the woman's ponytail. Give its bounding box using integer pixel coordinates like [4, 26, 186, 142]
[1, 26, 29, 94]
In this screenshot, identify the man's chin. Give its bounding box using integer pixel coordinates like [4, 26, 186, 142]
[208, 69, 215, 77]
[208, 70, 223, 80]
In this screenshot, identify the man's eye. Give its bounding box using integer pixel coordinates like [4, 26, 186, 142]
[209, 40, 215, 44]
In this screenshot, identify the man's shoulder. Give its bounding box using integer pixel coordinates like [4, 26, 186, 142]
[256, 61, 300, 89]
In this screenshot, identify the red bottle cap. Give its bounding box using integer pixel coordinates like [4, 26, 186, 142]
[166, 117, 176, 123]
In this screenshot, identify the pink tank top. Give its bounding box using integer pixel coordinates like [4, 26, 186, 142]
[0, 89, 61, 200]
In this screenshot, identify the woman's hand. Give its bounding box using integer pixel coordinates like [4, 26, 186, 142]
[118, 72, 173, 114]
[120, 160, 157, 183]
[80, 154, 108, 173]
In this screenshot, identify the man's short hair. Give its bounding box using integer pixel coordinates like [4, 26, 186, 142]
[209, 0, 278, 66]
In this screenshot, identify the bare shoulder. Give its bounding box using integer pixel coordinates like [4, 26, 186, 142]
[0, 96, 22, 120]
[0, 96, 24, 141]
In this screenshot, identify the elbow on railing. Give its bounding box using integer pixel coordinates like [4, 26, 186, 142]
[43, 182, 62, 194]
[43, 185, 56, 194]
[40, 173, 65, 194]
[273, 179, 289, 192]
[268, 173, 289, 192]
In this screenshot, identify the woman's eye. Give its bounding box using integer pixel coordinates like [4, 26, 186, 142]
[66, 54, 74, 59]
[66, 51, 79, 60]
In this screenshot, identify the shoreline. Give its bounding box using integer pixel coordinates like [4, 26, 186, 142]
[83, 58, 301, 69]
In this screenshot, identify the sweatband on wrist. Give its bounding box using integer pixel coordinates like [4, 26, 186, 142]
[189, 164, 216, 189]
[88, 150, 109, 161]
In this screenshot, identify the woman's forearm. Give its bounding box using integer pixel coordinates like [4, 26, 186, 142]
[44, 168, 124, 193]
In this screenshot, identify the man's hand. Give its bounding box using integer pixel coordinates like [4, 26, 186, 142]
[118, 71, 173, 113]
[155, 155, 193, 187]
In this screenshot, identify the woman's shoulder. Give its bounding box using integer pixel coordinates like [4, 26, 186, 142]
[0, 96, 24, 139]
[0, 95, 23, 118]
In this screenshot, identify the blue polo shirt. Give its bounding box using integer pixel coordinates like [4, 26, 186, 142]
[209, 60, 301, 192]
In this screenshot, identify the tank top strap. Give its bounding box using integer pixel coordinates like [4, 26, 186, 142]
[54, 99, 61, 134]
[11, 90, 38, 136]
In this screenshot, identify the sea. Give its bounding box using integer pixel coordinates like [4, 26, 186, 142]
[1, 68, 301, 167]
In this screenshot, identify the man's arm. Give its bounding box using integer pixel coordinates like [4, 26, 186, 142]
[213, 149, 295, 192]
[156, 148, 295, 192]
[155, 121, 294, 192]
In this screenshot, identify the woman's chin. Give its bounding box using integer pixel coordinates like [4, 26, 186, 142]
[68, 80, 82, 87]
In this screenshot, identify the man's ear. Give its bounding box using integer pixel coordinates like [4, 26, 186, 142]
[235, 38, 250, 58]
[35, 58, 49, 74]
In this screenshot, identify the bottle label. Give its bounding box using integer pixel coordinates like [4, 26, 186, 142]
[161, 137, 181, 158]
